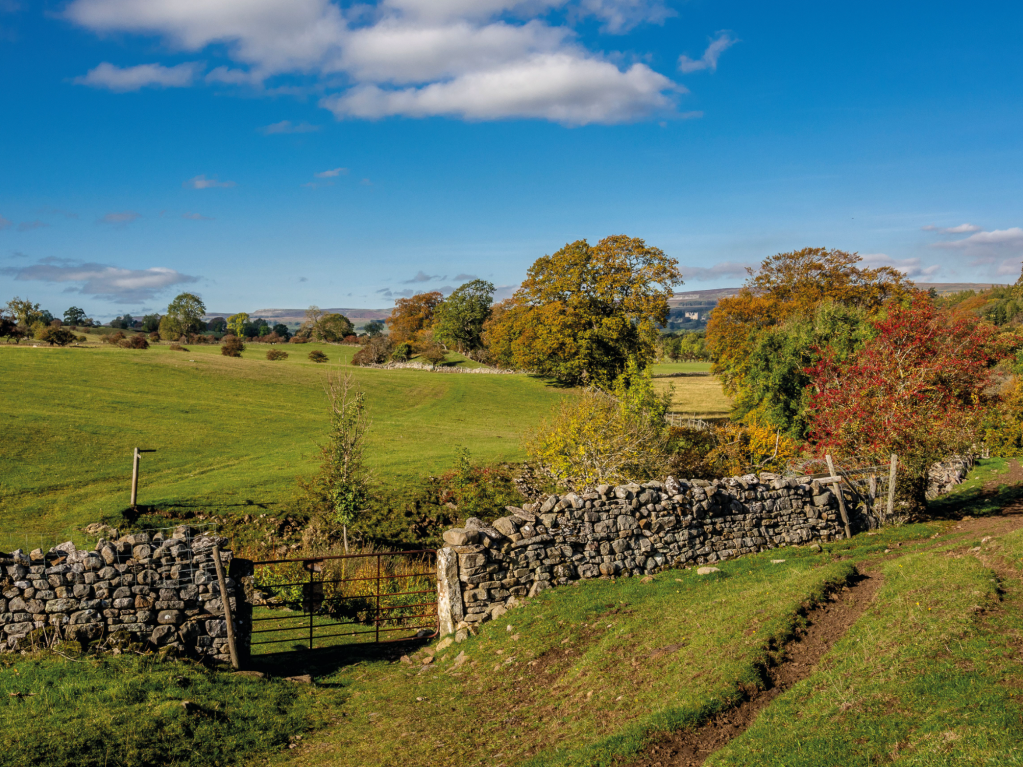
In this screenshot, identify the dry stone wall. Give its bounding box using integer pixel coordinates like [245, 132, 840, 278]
[437, 475, 844, 635]
[0, 526, 249, 663]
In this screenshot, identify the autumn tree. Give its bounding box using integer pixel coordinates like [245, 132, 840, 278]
[806, 299, 1007, 511]
[707, 248, 915, 431]
[386, 291, 443, 347]
[432, 279, 494, 358]
[226, 312, 249, 337]
[159, 292, 206, 338]
[483, 235, 682, 386]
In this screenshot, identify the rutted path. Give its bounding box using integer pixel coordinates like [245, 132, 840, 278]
[624, 569, 882, 767]
[625, 508, 1023, 767]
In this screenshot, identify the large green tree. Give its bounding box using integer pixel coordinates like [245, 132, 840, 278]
[483, 235, 682, 385]
[63, 306, 87, 325]
[317, 313, 355, 342]
[433, 279, 494, 358]
[159, 292, 207, 338]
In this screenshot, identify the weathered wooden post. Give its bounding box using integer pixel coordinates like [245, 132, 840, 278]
[825, 454, 853, 540]
[130, 448, 156, 509]
[130, 448, 140, 508]
[212, 543, 240, 670]
[886, 453, 898, 520]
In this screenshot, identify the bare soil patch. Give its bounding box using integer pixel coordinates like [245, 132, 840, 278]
[623, 570, 882, 767]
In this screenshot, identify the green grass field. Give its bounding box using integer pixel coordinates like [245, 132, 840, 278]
[650, 361, 712, 376]
[0, 339, 568, 548]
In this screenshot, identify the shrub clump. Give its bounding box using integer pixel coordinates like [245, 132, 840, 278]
[118, 334, 149, 349]
[148, 331, 161, 342]
[221, 335, 245, 357]
[266, 349, 289, 361]
[169, 343, 188, 351]
[390, 341, 413, 362]
[103, 331, 126, 345]
[36, 326, 78, 347]
[308, 350, 328, 363]
[351, 335, 392, 366]
[289, 336, 311, 344]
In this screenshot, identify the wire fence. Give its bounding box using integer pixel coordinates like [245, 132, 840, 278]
[784, 454, 899, 531]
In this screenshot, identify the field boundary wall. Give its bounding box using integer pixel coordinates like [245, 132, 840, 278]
[0, 526, 250, 662]
[436, 475, 844, 635]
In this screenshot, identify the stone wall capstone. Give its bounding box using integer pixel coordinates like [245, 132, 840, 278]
[436, 475, 844, 635]
[0, 526, 250, 662]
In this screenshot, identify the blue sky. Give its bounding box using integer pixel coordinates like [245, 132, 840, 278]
[1, 0, 1022, 320]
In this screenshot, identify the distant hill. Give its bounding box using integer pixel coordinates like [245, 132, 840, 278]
[205, 307, 392, 327]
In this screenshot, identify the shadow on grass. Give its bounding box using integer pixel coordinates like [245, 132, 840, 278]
[247, 635, 434, 682]
[927, 482, 1023, 520]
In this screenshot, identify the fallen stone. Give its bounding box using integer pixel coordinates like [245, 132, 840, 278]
[697, 567, 721, 575]
[436, 637, 454, 652]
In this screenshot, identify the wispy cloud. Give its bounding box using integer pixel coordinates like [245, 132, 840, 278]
[315, 167, 349, 178]
[1, 258, 199, 302]
[74, 61, 202, 92]
[261, 120, 321, 135]
[860, 253, 941, 279]
[184, 175, 236, 189]
[182, 212, 213, 221]
[0, 214, 12, 230]
[921, 223, 981, 234]
[678, 31, 737, 74]
[99, 211, 141, 227]
[17, 220, 48, 232]
[453, 273, 479, 281]
[402, 270, 445, 283]
[931, 227, 1023, 249]
[678, 261, 753, 282]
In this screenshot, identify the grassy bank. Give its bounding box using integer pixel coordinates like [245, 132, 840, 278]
[709, 532, 1023, 765]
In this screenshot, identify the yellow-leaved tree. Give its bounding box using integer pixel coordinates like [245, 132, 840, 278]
[483, 235, 683, 386]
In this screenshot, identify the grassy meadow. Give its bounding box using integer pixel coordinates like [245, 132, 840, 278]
[0, 336, 569, 549]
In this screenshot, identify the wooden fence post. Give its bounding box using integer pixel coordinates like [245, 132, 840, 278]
[130, 448, 140, 508]
[825, 454, 853, 540]
[886, 454, 898, 520]
[212, 543, 240, 670]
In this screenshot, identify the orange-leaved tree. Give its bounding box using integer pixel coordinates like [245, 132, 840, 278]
[482, 235, 682, 385]
[386, 291, 443, 349]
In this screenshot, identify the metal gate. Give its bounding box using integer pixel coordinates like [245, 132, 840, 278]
[249, 549, 437, 654]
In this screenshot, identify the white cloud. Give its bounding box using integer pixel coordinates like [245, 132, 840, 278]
[578, 0, 675, 34]
[859, 253, 941, 279]
[1, 259, 199, 302]
[182, 212, 214, 220]
[261, 120, 321, 134]
[66, 0, 689, 125]
[314, 167, 349, 178]
[17, 220, 48, 232]
[678, 261, 753, 282]
[324, 53, 675, 124]
[921, 222, 982, 234]
[931, 227, 1023, 249]
[74, 61, 202, 92]
[184, 175, 236, 189]
[99, 211, 141, 226]
[678, 31, 736, 74]
[338, 19, 567, 84]
[0, 214, 11, 230]
[66, 0, 348, 76]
